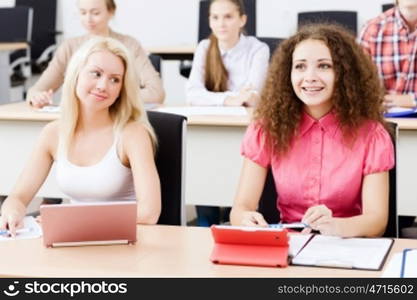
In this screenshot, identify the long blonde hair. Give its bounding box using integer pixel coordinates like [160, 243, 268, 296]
[59, 36, 156, 153]
[205, 0, 246, 92]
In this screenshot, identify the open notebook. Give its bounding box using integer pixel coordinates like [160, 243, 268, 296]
[291, 234, 394, 270]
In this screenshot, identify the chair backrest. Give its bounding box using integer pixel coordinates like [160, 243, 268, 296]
[297, 10, 358, 36]
[198, 0, 256, 41]
[15, 0, 57, 62]
[258, 122, 398, 237]
[385, 121, 398, 238]
[257, 37, 285, 58]
[0, 6, 33, 43]
[257, 169, 280, 224]
[147, 111, 187, 225]
[149, 54, 162, 74]
[382, 3, 395, 12]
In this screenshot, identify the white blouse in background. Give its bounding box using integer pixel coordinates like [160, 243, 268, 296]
[186, 34, 270, 106]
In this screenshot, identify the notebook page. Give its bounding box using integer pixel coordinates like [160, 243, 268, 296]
[292, 235, 393, 270]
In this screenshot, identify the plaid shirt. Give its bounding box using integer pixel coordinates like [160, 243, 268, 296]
[359, 7, 417, 101]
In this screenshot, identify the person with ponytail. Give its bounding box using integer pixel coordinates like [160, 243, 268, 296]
[186, 0, 270, 106]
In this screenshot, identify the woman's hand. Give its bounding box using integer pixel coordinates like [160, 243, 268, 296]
[301, 204, 340, 235]
[239, 211, 268, 227]
[0, 199, 26, 237]
[28, 89, 53, 108]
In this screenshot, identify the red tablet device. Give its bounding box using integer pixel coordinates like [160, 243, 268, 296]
[210, 225, 289, 267]
[40, 201, 137, 247]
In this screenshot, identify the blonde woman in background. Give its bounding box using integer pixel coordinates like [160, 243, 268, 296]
[1, 37, 161, 235]
[27, 0, 164, 108]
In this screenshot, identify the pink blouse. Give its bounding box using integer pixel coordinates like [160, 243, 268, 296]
[241, 111, 395, 223]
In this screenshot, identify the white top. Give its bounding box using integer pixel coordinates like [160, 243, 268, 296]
[56, 135, 136, 203]
[186, 35, 270, 106]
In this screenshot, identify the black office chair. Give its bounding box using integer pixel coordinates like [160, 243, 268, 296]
[385, 122, 398, 238]
[382, 3, 395, 12]
[179, 0, 257, 78]
[147, 111, 187, 225]
[0, 6, 33, 90]
[257, 37, 284, 58]
[16, 0, 60, 74]
[297, 11, 358, 36]
[149, 54, 162, 75]
[258, 122, 398, 237]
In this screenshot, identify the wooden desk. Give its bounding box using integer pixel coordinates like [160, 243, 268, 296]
[1, 102, 417, 218]
[146, 45, 195, 60]
[0, 225, 415, 277]
[0, 42, 28, 104]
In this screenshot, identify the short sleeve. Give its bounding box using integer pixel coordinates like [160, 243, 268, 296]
[363, 123, 395, 175]
[240, 122, 272, 168]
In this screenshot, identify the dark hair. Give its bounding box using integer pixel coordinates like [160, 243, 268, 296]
[255, 23, 386, 154]
[205, 0, 246, 92]
[105, 0, 116, 12]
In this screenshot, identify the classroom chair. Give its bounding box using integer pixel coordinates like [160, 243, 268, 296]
[149, 54, 162, 75]
[15, 0, 60, 75]
[257, 122, 399, 238]
[179, 0, 257, 78]
[382, 3, 395, 12]
[147, 111, 187, 225]
[0, 6, 33, 91]
[257, 37, 284, 58]
[297, 11, 358, 36]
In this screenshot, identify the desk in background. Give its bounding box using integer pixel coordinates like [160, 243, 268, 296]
[146, 45, 195, 60]
[0, 43, 27, 104]
[1, 102, 417, 219]
[1, 225, 416, 277]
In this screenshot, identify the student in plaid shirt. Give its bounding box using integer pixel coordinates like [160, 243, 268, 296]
[359, 0, 417, 108]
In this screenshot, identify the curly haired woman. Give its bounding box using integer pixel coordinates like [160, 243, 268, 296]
[230, 24, 394, 238]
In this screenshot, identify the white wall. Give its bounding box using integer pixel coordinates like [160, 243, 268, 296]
[58, 0, 394, 104]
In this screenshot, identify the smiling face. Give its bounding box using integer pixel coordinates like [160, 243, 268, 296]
[75, 50, 124, 112]
[291, 39, 335, 119]
[78, 0, 114, 35]
[209, 0, 246, 45]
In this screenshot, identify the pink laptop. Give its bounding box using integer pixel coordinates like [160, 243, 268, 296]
[40, 201, 137, 247]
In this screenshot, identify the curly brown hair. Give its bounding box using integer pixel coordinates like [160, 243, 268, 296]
[255, 23, 386, 155]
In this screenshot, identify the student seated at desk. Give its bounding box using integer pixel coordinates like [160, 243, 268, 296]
[230, 24, 395, 238]
[185, 0, 269, 107]
[186, 0, 269, 227]
[359, 0, 417, 109]
[0, 37, 161, 235]
[27, 0, 165, 108]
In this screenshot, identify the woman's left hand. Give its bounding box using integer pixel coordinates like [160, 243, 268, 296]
[301, 204, 339, 235]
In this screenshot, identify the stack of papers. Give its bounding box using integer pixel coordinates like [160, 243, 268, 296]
[0, 216, 42, 241]
[155, 106, 247, 116]
[382, 249, 417, 277]
[36, 105, 60, 113]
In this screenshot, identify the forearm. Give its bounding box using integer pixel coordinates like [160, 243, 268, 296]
[136, 201, 161, 225]
[334, 214, 387, 238]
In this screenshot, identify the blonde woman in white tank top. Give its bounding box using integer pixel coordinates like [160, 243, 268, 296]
[1, 37, 161, 235]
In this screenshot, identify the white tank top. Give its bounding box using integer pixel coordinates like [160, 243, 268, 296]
[56, 134, 136, 203]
